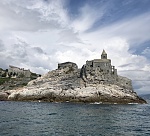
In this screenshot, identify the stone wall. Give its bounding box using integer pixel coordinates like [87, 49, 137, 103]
[58, 62, 78, 72]
[81, 64, 116, 84]
[83, 58, 117, 84]
[8, 65, 31, 78]
[79, 50, 133, 90]
[80, 64, 133, 90]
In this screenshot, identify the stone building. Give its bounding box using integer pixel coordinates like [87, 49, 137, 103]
[58, 62, 78, 70]
[8, 65, 31, 78]
[57, 50, 132, 90]
[80, 50, 132, 89]
[80, 50, 117, 83]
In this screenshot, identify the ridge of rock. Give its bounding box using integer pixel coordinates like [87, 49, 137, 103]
[0, 51, 147, 104]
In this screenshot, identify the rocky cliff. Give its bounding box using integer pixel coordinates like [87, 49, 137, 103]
[0, 62, 146, 104]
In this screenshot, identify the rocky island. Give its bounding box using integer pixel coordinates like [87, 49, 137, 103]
[0, 50, 146, 104]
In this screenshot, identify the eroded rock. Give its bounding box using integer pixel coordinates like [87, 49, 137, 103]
[1, 51, 147, 104]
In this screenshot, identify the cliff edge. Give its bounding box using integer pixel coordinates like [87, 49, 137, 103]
[0, 50, 147, 104]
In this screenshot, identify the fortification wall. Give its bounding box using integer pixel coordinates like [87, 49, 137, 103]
[58, 62, 78, 72]
[8, 66, 31, 78]
[81, 65, 116, 84]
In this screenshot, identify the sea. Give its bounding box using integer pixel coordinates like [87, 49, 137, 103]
[0, 95, 150, 136]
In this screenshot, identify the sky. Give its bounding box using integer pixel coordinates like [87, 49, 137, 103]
[0, 0, 150, 94]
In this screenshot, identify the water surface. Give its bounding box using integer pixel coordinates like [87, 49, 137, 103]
[0, 98, 150, 136]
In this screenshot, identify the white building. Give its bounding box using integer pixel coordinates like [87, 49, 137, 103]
[8, 65, 31, 78]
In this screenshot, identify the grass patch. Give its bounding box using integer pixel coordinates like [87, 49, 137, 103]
[0, 78, 10, 85]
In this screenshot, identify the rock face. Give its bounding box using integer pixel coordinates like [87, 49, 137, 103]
[1, 50, 147, 104]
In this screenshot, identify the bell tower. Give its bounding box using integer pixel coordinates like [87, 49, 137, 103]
[101, 49, 107, 59]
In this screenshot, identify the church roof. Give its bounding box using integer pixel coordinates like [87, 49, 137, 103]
[102, 49, 107, 55]
[93, 59, 111, 63]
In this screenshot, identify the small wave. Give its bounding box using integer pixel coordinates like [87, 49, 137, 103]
[53, 102, 61, 104]
[90, 102, 102, 104]
[48, 113, 57, 115]
[128, 103, 139, 104]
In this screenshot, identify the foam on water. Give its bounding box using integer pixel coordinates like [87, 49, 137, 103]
[0, 100, 150, 136]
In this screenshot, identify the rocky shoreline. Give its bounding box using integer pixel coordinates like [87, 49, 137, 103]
[0, 63, 146, 104]
[0, 50, 147, 104]
[0, 91, 146, 104]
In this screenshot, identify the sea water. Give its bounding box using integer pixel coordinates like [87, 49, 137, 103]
[0, 96, 150, 136]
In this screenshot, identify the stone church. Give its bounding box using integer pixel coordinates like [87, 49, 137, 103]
[84, 50, 117, 83]
[80, 50, 132, 90]
[58, 50, 133, 90]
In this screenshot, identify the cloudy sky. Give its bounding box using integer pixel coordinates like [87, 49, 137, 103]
[0, 0, 150, 94]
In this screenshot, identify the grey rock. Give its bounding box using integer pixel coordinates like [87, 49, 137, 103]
[2, 51, 147, 104]
[0, 92, 8, 100]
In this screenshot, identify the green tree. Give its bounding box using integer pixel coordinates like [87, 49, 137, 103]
[2, 72, 6, 77]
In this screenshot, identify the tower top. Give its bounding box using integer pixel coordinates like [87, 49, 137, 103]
[102, 49, 107, 55]
[101, 49, 107, 59]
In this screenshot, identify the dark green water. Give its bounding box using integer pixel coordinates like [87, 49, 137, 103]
[0, 97, 150, 136]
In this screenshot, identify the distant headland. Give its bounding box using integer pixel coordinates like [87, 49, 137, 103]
[0, 50, 147, 104]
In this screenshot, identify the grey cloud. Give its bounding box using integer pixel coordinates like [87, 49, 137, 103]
[32, 47, 44, 54]
[0, 40, 5, 51]
[11, 44, 28, 58]
[142, 47, 150, 59]
[119, 70, 150, 94]
[0, 56, 9, 69]
[94, 12, 150, 46]
[0, 37, 54, 73]
[58, 29, 82, 44]
[0, 0, 150, 94]
[0, 0, 67, 31]
[118, 63, 134, 68]
[132, 81, 150, 95]
[119, 70, 150, 81]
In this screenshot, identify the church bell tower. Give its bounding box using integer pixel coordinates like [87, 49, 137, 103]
[101, 49, 107, 59]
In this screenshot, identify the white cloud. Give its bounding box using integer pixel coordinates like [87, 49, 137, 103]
[71, 3, 105, 32]
[119, 70, 150, 94]
[26, 0, 69, 27]
[57, 29, 82, 44]
[0, 40, 5, 51]
[0, 0, 69, 31]
[142, 47, 150, 59]
[95, 12, 150, 45]
[134, 81, 150, 95]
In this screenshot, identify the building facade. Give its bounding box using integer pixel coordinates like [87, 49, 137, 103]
[81, 50, 117, 84]
[80, 50, 132, 89]
[8, 65, 31, 78]
[57, 50, 133, 90]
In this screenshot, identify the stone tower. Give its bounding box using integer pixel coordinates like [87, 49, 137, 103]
[101, 49, 107, 59]
[81, 49, 119, 84]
